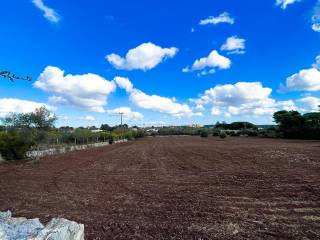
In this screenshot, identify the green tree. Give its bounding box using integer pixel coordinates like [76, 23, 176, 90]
[3, 106, 56, 129]
[273, 110, 304, 138]
[229, 122, 257, 130]
[200, 130, 209, 138]
[303, 112, 320, 126]
[274, 111, 303, 128]
[29, 106, 57, 129]
[100, 124, 113, 131]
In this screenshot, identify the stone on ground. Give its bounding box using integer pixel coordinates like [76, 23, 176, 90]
[0, 211, 84, 240]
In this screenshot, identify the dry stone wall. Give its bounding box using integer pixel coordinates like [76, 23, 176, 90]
[26, 139, 128, 159]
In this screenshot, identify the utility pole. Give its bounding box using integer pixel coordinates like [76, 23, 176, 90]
[0, 71, 32, 82]
[109, 111, 126, 141]
[119, 112, 123, 126]
[119, 112, 124, 141]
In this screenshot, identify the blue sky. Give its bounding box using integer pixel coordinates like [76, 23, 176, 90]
[1, 0, 320, 127]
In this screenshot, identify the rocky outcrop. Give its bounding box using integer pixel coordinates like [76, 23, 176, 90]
[0, 211, 84, 240]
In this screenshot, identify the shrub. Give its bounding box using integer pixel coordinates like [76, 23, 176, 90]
[247, 131, 258, 137]
[200, 130, 209, 138]
[0, 132, 34, 160]
[219, 132, 227, 139]
[230, 131, 240, 137]
[212, 131, 220, 136]
[135, 130, 146, 138]
[124, 131, 134, 140]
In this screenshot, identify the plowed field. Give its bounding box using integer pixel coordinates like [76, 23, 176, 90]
[1, 136, 320, 239]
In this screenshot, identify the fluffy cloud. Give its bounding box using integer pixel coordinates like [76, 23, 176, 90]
[0, 98, 55, 117]
[32, 0, 60, 23]
[190, 82, 296, 117]
[34, 66, 116, 112]
[106, 42, 178, 71]
[84, 115, 95, 121]
[221, 36, 246, 55]
[283, 55, 320, 91]
[48, 95, 67, 104]
[129, 90, 194, 117]
[312, 21, 320, 32]
[183, 50, 231, 75]
[114, 77, 199, 117]
[113, 77, 133, 92]
[311, 2, 320, 32]
[199, 12, 234, 25]
[107, 107, 143, 120]
[141, 121, 166, 127]
[285, 68, 320, 91]
[313, 55, 320, 69]
[297, 96, 320, 112]
[276, 0, 300, 9]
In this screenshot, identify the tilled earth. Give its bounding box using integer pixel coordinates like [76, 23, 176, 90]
[1, 136, 320, 239]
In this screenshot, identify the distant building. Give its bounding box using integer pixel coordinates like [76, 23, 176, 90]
[146, 128, 158, 133]
[189, 124, 204, 128]
[91, 129, 103, 133]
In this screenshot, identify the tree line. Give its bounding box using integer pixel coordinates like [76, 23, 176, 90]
[0, 107, 144, 160]
[0, 106, 319, 160]
[274, 110, 320, 139]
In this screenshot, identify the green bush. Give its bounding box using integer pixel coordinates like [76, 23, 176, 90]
[124, 131, 134, 140]
[200, 130, 209, 138]
[0, 132, 34, 160]
[219, 132, 227, 139]
[230, 131, 240, 137]
[135, 130, 146, 138]
[212, 131, 220, 136]
[247, 131, 258, 137]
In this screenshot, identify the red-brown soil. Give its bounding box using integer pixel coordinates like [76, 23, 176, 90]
[1, 136, 320, 239]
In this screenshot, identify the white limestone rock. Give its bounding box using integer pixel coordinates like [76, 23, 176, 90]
[0, 153, 5, 162]
[34, 218, 84, 240]
[0, 211, 84, 240]
[0, 211, 44, 240]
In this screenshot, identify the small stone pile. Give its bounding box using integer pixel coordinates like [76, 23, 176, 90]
[0, 211, 84, 240]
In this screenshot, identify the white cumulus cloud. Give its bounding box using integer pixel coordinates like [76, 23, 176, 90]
[114, 77, 199, 117]
[190, 82, 296, 117]
[311, 1, 320, 32]
[221, 36, 246, 55]
[32, 0, 60, 23]
[113, 77, 133, 92]
[283, 55, 320, 91]
[199, 12, 235, 25]
[108, 107, 143, 120]
[312, 22, 320, 32]
[0, 98, 55, 117]
[48, 95, 67, 104]
[285, 68, 320, 91]
[297, 96, 320, 112]
[106, 42, 178, 71]
[84, 115, 95, 121]
[183, 50, 231, 75]
[276, 0, 300, 9]
[34, 66, 116, 113]
[313, 55, 320, 70]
